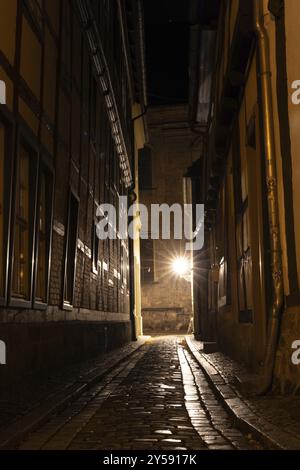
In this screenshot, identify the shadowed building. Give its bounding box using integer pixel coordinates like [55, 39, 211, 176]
[0, 0, 147, 394]
[190, 0, 300, 394]
[139, 105, 201, 335]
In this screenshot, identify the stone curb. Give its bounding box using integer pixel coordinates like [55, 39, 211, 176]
[185, 335, 300, 450]
[0, 336, 150, 450]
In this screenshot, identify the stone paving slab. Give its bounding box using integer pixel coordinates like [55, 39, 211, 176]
[0, 337, 150, 450]
[186, 335, 300, 450]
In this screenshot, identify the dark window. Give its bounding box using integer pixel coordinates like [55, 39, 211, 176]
[60, 0, 72, 91]
[0, 121, 5, 297]
[24, 0, 44, 34]
[120, 241, 129, 289]
[92, 223, 99, 274]
[233, 122, 253, 323]
[63, 191, 79, 308]
[140, 239, 154, 284]
[0, 114, 13, 301]
[246, 114, 256, 150]
[216, 184, 231, 307]
[139, 146, 153, 190]
[34, 161, 54, 304]
[90, 76, 97, 144]
[11, 139, 38, 303]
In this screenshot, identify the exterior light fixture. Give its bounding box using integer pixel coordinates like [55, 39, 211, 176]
[172, 257, 190, 277]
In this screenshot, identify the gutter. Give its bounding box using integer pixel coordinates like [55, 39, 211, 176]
[117, 0, 135, 103]
[119, 0, 149, 143]
[137, 0, 148, 109]
[128, 160, 137, 341]
[76, 0, 133, 187]
[136, 0, 149, 143]
[245, 0, 284, 395]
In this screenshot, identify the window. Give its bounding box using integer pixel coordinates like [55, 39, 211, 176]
[63, 191, 79, 308]
[92, 223, 99, 274]
[140, 239, 154, 284]
[103, 0, 110, 13]
[120, 242, 128, 289]
[34, 162, 54, 305]
[11, 140, 37, 302]
[24, 0, 44, 34]
[217, 184, 231, 308]
[60, 0, 72, 92]
[233, 110, 253, 323]
[0, 113, 13, 304]
[0, 122, 5, 297]
[90, 77, 97, 145]
[139, 146, 153, 190]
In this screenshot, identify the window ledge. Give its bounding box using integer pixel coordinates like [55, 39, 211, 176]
[62, 301, 73, 312]
[33, 301, 48, 311]
[9, 298, 32, 309]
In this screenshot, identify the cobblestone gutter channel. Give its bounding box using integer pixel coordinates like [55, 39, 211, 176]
[185, 335, 300, 450]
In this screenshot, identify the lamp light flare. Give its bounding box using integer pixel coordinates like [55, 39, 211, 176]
[172, 257, 190, 277]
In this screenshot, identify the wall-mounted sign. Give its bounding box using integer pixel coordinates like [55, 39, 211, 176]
[0, 80, 6, 105]
[0, 340, 6, 365]
[291, 80, 300, 105]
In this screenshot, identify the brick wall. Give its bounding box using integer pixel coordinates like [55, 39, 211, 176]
[0, 0, 134, 390]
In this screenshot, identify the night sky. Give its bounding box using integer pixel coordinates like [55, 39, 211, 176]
[143, 0, 190, 106]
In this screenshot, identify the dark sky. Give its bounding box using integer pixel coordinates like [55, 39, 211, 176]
[143, 0, 190, 106]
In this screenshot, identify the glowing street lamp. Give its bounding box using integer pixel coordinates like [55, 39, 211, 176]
[172, 257, 190, 277]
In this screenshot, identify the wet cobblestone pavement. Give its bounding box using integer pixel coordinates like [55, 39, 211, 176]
[187, 337, 300, 449]
[18, 337, 261, 450]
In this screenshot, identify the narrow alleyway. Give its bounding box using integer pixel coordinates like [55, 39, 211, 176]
[1, 0, 300, 458]
[18, 337, 260, 451]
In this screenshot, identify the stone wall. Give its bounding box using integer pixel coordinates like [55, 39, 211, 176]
[142, 308, 191, 335]
[140, 105, 200, 334]
[0, 0, 134, 395]
[0, 320, 131, 399]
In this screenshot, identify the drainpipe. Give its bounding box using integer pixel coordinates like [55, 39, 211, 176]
[128, 207, 137, 342]
[252, 0, 284, 394]
[128, 149, 138, 341]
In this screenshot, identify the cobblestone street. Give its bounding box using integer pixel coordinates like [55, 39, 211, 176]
[18, 337, 260, 451]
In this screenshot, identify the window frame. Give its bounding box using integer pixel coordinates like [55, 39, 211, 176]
[9, 125, 39, 309]
[139, 146, 153, 191]
[91, 220, 99, 275]
[140, 238, 155, 284]
[62, 188, 79, 311]
[33, 151, 54, 310]
[23, 0, 45, 40]
[0, 108, 15, 307]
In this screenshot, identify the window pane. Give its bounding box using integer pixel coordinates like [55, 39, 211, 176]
[64, 193, 78, 305]
[140, 239, 154, 283]
[25, 0, 44, 31]
[0, 124, 4, 295]
[92, 224, 99, 274]
[12, 144, 30, 299]
[139, 147, 152, 190]
[36, 172, 47, 301]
